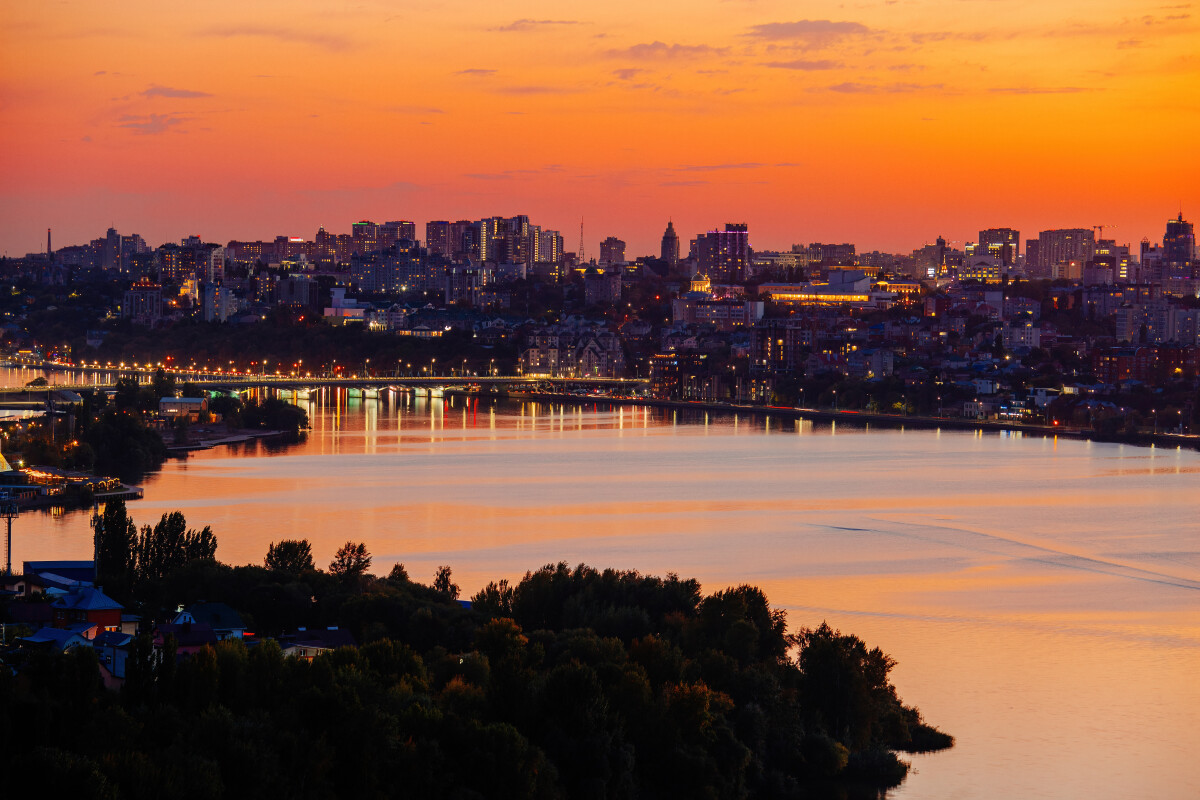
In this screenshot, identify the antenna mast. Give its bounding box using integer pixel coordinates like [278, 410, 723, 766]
[578, 218, 585, 264]
[1, 501, 18, 576]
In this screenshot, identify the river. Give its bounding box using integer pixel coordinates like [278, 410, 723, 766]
[8, 381, 1200, 799]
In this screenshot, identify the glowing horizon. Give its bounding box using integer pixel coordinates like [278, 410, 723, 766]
[1, 0, 1197, 257]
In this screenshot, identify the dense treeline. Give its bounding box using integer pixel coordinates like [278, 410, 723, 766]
[3, 513, 952, 799]
[93, 503, 217, 604]
[204, 395, 309, 437]
[9, 371, 309, 482]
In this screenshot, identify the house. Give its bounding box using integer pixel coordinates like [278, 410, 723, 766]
[51, 586, 123, 632]
[22, 560, 95, 592]
[159, 397, 208, 421]
[153, 622, 218, 656]
[173, 602, 246, 640]
[17, 624, 96, 652]
[0, 571, 47, 598]
[93, 630, 134, 688]
[279, 627, 356, 661]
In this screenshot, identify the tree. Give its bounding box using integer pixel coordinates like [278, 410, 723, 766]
[433, 565, 459, 599]
[264, 539, 315, 574]
[92, 501, 137, 599]
[329, 542, 371, 576]
[795, 622, 900, 751]
[134, 512, 218, 586]
[151, 367, 176, 401]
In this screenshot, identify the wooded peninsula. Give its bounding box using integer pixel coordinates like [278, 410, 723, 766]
[0, 503, 952, 799]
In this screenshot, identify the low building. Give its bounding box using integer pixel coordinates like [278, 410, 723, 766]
[279, 627, 356, 661]
[122, 278, 163, 325]
[173, 602, 246, 640]
[160, 396, 208, 421]
[16, 626, 93, 652]
[153, 622, 218, 655]
[51, 586, 123, 633]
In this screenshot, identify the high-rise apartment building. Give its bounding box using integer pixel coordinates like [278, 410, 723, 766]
[978, 228, 1019, 266]
[535, 229, 563, 269]
[600, 237, 626, 266]
[426, 221, 451, 257]
[1025, 239, 1040, 273]
[103, 227, 121, 271]
[696, 223, 750, 283]
[381, 220, 417, 249]
[1094, 239, 1133, 282]
[450, 220, 479, 260]
[1037, 228, 1094, 278]
[661, 221, 680, 266]
[351, 221, 380, 255]
[479, 217, 505, 262]
[1164, 213, 1195, 265]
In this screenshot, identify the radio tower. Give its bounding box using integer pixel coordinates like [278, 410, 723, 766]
[578, 218, 585, 264]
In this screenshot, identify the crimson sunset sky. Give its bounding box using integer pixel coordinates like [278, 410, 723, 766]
[1, 0, 1197, 257]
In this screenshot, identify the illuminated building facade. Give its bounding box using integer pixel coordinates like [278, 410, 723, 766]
[978, 228, 1019, 266]
[661, 221, 680, 266]
[426, 221, 451, 256]
[696, 223, 749, 283]
[1164, 214, 1195, 266]
[600, 236, 626, 266]
[1037, 228, 1094, 279]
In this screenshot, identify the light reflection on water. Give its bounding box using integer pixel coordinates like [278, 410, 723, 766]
[12, 388, 1200, 799]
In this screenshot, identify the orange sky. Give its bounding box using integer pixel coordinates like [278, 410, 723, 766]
[1, 0, 1197, 257]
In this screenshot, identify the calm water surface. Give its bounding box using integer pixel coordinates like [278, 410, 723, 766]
[13, 386, 1200, 799]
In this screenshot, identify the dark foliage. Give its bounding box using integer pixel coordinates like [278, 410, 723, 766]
[0, 558, 951, 799]
[91, 502, 218, 605]
[264, 539, 315, 575]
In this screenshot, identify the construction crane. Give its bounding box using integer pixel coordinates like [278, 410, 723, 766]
[1093, 224, 1117, 240]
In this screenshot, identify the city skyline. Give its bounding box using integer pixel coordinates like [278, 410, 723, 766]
[2, 1, 1197, 257]
[26, 210, 1193, 267]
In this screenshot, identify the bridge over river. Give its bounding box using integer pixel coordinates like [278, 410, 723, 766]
[0, 358, 647, 408]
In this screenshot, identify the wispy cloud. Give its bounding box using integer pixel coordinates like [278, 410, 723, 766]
[988, 86, 1101, 94]
[823, 81, 944, 93]
[764, 58, 841, 70]
[456, 68, 498, 76]
[662, 180, 709, 187]
[199, 26, 352, 52]
[674, 162, 802, 172]
[466, 165, 565, 180]
[495, 85, 581, 95]
[677, 162, 765, 172]
[142, 85, 211, 99]
[909, 31, 991, 44]
[746, 20, 872, 49]
[117, 113, 190, 135]
[492, 19, 582, 32]
[607, 41, 728, 59]
[386, 105, 444, 114]
[613, 68, 648, 80]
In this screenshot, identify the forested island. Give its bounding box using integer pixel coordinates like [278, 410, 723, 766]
[4, 371, 309, 488]
[0, 503, 952, 799]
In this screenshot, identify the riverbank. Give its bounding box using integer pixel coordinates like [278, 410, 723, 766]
[166, 427, 297, 455]
[459, 388, 1200, 451]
